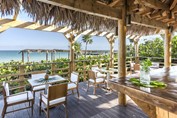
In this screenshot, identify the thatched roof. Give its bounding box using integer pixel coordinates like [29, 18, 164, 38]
[22, 0, 117, 32]
[0, 0, 165, 36]
[0, 0, 20, 16]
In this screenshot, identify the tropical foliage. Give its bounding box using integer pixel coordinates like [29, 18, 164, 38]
[0, 55, 112, 94]
[82, 35, 93, 57]
[172, 36, 177, 58]
[139, 38, 164, 57]
[73, 41, 82, 59]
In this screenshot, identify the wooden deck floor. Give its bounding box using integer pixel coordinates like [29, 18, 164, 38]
[0, 82, 148, 118]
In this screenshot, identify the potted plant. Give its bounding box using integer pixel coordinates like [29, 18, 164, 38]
[140, 59, 152, 85]
[44, 69, 51, 80]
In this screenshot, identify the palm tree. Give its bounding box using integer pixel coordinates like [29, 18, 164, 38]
[74, 41, 82, 59]
[82, 35, 93, 57]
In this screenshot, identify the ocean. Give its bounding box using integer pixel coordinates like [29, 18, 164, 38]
[0, 50, 69, 63]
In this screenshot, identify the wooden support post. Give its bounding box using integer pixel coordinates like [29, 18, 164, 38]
[70, 40, 75, 73]
[22, 52, 24, 63]
[83, 61, 87, 81]
[51, 63, 56, 75]
[118, 19, 127, 106]
[134, 42, 139, 64]
[109, 39, 115, 68]
[46, 51, 48, 62]
[164, 30, 171, 68]
[51, 52, 53, 61]
[19, 65, 25, 92]
[27, 52, 30, 62]
[118, 0, 127, 106]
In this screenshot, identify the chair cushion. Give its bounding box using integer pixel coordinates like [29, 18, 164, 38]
[7, 91, 33, 104]
[42, 96, 66, 106]
[89, 78, 104, 83]
[68, 83, 77, 90]
[33, 84, 51, 91]
[70, 73, 78, 83]
[4, 83, 10, 96]
[97, 73, 106, 78]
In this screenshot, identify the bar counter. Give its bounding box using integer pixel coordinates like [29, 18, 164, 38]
[109, 66, 177, 118]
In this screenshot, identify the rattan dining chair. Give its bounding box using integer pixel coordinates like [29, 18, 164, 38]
[1, 82, 34, 118]
[39, 83, 68, 118]
[67, 72, 79, 98]
[87, 70, 105, 94]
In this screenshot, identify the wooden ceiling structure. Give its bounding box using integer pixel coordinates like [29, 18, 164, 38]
[1, 0, 169, 42]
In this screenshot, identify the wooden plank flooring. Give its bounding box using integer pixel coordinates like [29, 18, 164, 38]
[0, 82, 148, 118]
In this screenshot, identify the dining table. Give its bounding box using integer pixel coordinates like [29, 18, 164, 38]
[98, 68, 118, 89]
[28, 74, 67, 92]
[109, 66, 177, 118]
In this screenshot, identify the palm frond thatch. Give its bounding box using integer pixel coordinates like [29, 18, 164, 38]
[0, 0, 20, 16]
[0, 0, 157, 36]
[22, 0, 117, 31]
[127, 24, 156, 36]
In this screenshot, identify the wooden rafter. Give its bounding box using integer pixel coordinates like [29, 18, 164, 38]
[35, 25, 50, 30]
[139, 0, 169, 10]
[131, 14, 168, 29]
[102, 32, 110, 37]
[51, 27, 65, 32]
[108, 0, 121, 7]
[38, 0, 121, 20]
[170, 0, 177, 10]
[15, 22, 35, 28]
[38, 0, 168, 29]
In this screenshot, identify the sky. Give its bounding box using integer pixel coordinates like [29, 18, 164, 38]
[0, 9, 163, 51]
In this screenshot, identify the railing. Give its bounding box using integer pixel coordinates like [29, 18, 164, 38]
[0, 61, 70, 93]
[2, 56, 170, 94]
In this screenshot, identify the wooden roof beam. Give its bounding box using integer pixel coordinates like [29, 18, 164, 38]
[38, 0, 168, 29]
[51, 27, 65, 32]
[140, 0, 169, 10]
[131, 14, 168, 29]
[15, 22, 35, 28]
[0, 19, 14, 25]
[64, 29, 73, 35]
[108, 0, 121, 7]
[38, 0, 121, 20]
[35, 25, 50, 30]
[170, 0, 177, 10]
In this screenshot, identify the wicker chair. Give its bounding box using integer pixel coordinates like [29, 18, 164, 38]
[1, 82, 34, 118]
[67, 72, 79, 98]
[87, 70, 105, 94]
[39, 83, 68, 118]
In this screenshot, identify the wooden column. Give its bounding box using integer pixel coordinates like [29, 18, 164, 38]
[70, 39, 75, 73]
[46, 51, 48, 62]
[22, 52, 24, 63]
[164, 30, 171, 68]
[118, 0, 127, 105]
[51, 52, 53, 61]
[109, 38, 115, 68]
[27, 52, 30, 62]
[19, 65, 25, 91]
[134, 42, 139, 64]
[118, 19, 127, 106]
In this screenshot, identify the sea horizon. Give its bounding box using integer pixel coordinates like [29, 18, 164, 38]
[0, 50, 69, 63]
